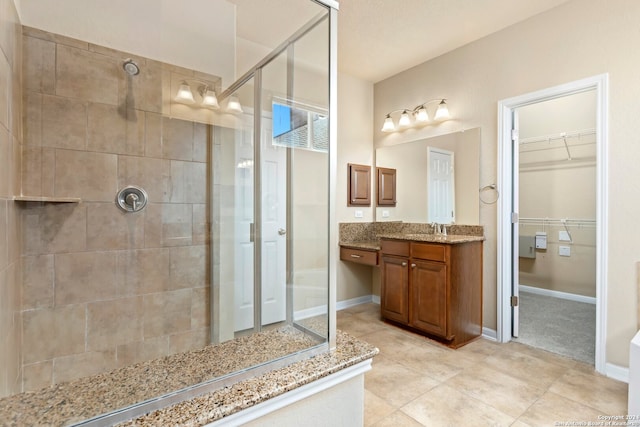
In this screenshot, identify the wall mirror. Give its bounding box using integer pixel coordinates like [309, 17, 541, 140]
[375, 127, 481, 224]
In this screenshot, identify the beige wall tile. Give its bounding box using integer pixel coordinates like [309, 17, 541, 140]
[170, 245, 207, 289]
[54, 251, 116, 306]
[144, 112, 163, 158]
[116, 336, 169, 368]
[23, 36, 55, 95]
[22, 26, 88, 50]
[0, 0, 18, 70]
[116, 248, 170, 296]
[162, 118, 193, 160]
[144, 203, 193, 248]
[0, 200, 7, 270]
[21, 146, 41, 198]
[192, 204, 208, 245]
[0, 127, 9, 198]
[56, 45, 119, 105]
[87, 103, 144, 155]
[6, 198, 19, 263]
[22, 203, 86, 255]
[55, 150, 117, 201]
[22, 255, 54, 310]
[23, 90, 41, 147]
[169, 327, 209, 355]
[0, 46, 10, 130]
[117, 156, 170, 203]
[119, 60, 163, 114]
[22, 360, 53, 392]
[22, 304, 85, 364]
[87, 296, 143, 351]
[86, 202, 145, 250]
[53, 350, 116, 384]
[169, 160, 207, 204]
[41, 94, 87, 150]
[10, 135, 20, 196]
[191, 286, 209, 329]
[193, 122, 209, 163]
[143, 289, 191, 339]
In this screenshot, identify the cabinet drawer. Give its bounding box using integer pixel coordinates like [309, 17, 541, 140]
[380, 240, 410, 257]
[411, 242, 447, 262]
[340, 247, 378, 266]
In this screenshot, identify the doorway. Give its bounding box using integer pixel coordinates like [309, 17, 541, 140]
[497, 75, 609, 374]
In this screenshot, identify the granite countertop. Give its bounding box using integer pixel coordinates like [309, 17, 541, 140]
[339, 241, 380, 251]
[376, 233, 485, 244]
[0, 328, 377, 427]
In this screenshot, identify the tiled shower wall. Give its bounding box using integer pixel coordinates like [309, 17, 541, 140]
[20, 27, 215, 391]
[0, 0, 22, 398]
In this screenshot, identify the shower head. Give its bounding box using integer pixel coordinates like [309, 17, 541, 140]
[123, 59, 140, 76]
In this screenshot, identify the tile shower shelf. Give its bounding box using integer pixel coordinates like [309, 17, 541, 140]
[13, 195, 81, 203]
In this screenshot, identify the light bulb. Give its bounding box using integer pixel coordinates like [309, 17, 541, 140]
[175, 81, 195, 104]
[415, 106, 429, 122]
[201, 87, 219, 109]
[398, 110, 411, 127]
[381, 115, 396, 132]
[434, 100, 450, 121]
[227, 95, 243, 113]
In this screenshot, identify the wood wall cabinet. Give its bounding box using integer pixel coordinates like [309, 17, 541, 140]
[347, 163, 371, 206]
[377, 167, 396, 206]
[380, 238, 483, 348]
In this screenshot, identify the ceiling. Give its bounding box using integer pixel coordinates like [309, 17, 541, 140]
[231, 0, 571, 84]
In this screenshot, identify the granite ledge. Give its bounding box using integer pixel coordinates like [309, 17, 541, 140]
[117, 331, 378, 426]
[338, 241, 380, 251]
[376, 233, 485, 244]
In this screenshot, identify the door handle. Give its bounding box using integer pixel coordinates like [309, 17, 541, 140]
[278, 228, 287, 236]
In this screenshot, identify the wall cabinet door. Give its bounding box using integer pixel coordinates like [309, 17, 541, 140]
[410, 259, 449, 338]
[381, 255, 409, 324]
[347, 163, 371, 206]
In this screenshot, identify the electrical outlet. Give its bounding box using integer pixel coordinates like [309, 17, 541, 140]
[559, 245, 571, 256]
[382, 210, 390, 218]
[354, 210, 363, 218]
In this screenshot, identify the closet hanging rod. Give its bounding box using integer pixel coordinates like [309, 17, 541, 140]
[519, 217, 596, 227]
[519, 128, 596, 145]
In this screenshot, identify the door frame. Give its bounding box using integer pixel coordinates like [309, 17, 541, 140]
[497, 74, 609, 374]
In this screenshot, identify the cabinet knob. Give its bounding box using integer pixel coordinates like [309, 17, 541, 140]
[411, 263, 416, 268]
[402, 262, 407, 266]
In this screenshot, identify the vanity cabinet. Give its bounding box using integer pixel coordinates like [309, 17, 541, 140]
[380, 238, 483, 348]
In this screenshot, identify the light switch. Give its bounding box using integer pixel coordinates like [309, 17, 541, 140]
[559, 245, 571, 256]
[354, 210, 363, 218]
[382, 210, 390, 218]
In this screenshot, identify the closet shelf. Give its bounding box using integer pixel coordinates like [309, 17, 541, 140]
[13, 195, 81, 203]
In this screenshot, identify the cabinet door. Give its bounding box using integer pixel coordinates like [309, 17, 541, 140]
[347, 163, 371, 206]
[381, 256, 409, 324]
[410, 260, 449, 338]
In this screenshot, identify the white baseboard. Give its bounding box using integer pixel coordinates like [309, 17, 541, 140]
[372, 295, 380, 305]
[519, 284, 596, 305]
[482, 327, 497, 341]
[606, 362, 629, 384]
[336, 295, 374, 311]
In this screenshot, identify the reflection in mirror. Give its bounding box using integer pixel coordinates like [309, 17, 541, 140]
[375, 127, 480, 224]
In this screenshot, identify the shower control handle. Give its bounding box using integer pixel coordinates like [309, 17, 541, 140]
[116, 186, 148, 213]
[126, 193, 139, 211]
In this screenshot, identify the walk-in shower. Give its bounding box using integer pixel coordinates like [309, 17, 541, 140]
[0, 0, 335, 423]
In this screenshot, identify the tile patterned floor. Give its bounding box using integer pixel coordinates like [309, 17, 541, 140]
[337, 303, 628, 427]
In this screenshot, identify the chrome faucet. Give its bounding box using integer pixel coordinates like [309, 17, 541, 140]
[431, 222, 447, 236]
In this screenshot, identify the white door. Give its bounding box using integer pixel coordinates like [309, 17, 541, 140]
[511, 111, 520, 338]
[261, 124, 287, 326]
[234, 125, 255, 332]
[427, 148, 455, 224]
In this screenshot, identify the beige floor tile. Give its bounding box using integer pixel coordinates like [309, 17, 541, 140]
[483, 347, 569, 389]
[456, 337, 502, 361]
[444, 364, 546, 418]
[505, 341, 578, 369]
[549, 369, 628, 415]
[365, 358, 439, 408]
[400, 383, 515, 427]
[339, 314, 387, 338]
[357, 328, 427, 361]
[396, 343, 476, 382]
[517, 391, 606, 426]
[370, 410, 424, 427]
[364, 390, 396, 426]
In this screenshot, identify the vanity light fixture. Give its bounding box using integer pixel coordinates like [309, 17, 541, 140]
[174, 79, 221, 109]
[226, 94, 243, 114]
[381, 98, 451, 132]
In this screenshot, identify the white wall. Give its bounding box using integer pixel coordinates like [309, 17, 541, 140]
[336, 73, 375, 301]
[373, 0, 640, 367]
